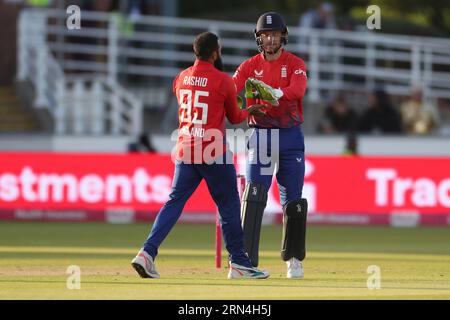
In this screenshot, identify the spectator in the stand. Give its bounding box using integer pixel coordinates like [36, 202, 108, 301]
[298, 2, 337, 94]
[317, 93, 357, 134]
[61, 0, 113, 69]
[342, 131, 359, 156]
[358, 88, 403, 134]
[127, 0, 143, 22]
[128, 133, 156, 153]
[298, 2, 336, 31]
[400, 88, 440, 135]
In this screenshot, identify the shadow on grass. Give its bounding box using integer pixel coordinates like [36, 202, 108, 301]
[1, 279, 450, 292]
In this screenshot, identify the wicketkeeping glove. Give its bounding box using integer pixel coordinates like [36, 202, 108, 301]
[244, 78, 283, 106]
[237, 95, 244, 109]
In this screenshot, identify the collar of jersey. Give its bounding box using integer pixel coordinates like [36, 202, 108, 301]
[194, 59, 214, 67]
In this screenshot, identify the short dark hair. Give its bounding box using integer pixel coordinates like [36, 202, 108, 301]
[193, 32, 219, 60]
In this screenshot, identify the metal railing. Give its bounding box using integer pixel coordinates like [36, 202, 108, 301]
[17, 9, 142, 135]
[16, 8, 450, 133]
[60, 76, 142, 135]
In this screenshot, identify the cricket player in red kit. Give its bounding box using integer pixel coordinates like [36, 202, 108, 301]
[233, 12, 309, 278]
[174, 59, 249, 164]
[132, 32, 269, 279]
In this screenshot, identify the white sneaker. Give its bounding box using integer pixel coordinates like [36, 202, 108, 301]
[286, 258, 304, 279]
[227, 262, 270, 279]
[131, 249, 160, 278]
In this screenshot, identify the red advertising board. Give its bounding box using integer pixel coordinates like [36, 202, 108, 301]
[0, 153, 449, 225]
[0, 153, 214, 212]
[303, 156, 450, 214]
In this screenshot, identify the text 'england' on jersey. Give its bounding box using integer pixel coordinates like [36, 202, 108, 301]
[173, 60, 248, 163]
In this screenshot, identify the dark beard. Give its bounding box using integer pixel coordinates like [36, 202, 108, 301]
[214, 56, 224, 71]
[265, 45, 282, 56]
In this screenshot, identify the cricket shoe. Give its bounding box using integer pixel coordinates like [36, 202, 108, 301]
[286, 257, 304, 279]
[227, 262, 270, 279]
[131, 249, 160, 278]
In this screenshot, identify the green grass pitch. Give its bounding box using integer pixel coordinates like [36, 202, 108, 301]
[0, 221, 449, 299]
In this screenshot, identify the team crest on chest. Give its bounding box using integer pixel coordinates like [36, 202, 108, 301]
[281, 65, 287, 78]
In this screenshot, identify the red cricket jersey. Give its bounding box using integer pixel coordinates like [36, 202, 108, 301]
[233, 49, 307, 128]
[173, 59, 249, 163]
